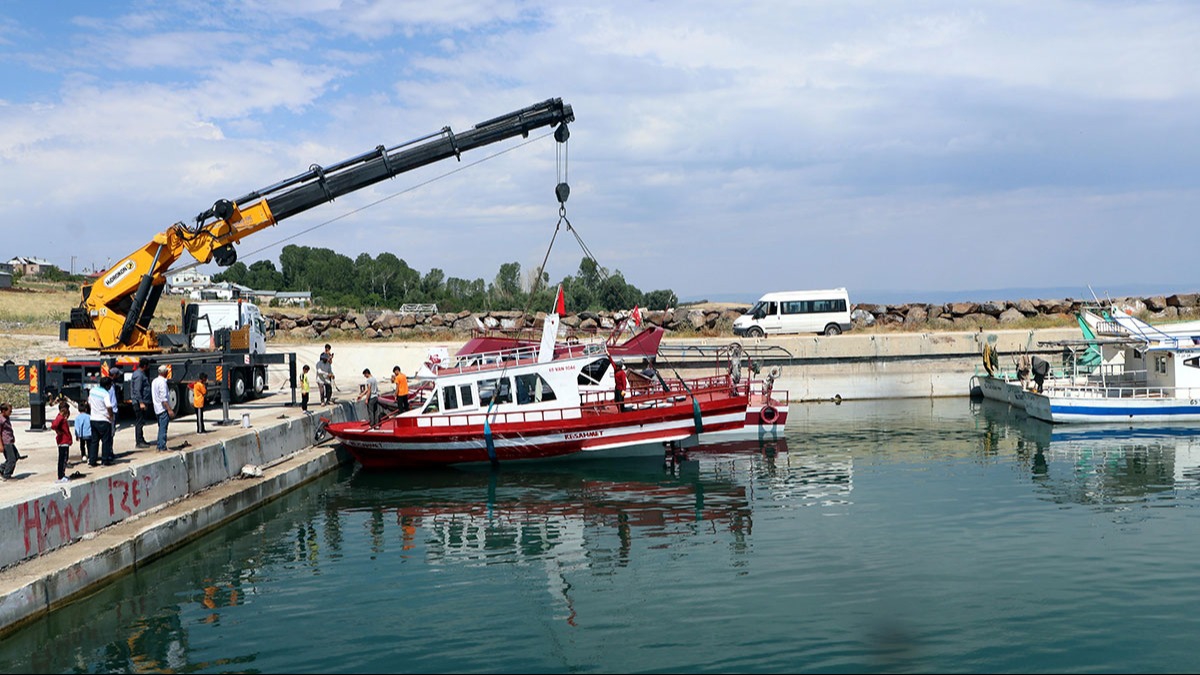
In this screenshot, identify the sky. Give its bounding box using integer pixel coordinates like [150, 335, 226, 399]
[2, 0, 1199, 304]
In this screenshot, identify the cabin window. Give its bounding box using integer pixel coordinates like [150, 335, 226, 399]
[1156, 356, 1168, 374]
[423, 390, 440, 414]
[782, 299, 847, 314]
[578, 358, 611, 386]
[478, 377, 513, 407]
[459, 384, 475, 407]
[515, 373, 557, 404]
[443, 385, 459, 411]
[1185, 357, 1200, 370]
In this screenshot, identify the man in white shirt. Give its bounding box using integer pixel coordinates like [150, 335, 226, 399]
[87, 376, 115, 466]
[152, 365, 175, 451]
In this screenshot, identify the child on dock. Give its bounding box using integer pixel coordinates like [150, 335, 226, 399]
[74, 400, 91, 463]
[51, 401, 73, 484]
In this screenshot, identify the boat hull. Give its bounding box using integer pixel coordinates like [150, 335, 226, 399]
[1026, 393, 1200, 424]
[330, 396, 750, 468]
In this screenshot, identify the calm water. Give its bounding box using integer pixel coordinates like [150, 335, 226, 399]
[4, 398, 1200, 673]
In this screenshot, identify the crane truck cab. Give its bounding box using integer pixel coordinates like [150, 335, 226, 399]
[184, 300, 269, 354]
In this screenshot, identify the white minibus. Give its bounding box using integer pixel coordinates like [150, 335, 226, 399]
[732, 288, 852, 337]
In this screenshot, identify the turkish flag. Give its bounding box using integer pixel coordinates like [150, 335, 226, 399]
[554, 286, 566, 315]
[631, 305, 642, 327]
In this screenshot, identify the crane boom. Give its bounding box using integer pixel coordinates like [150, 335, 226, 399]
[67, 98, 574, 354]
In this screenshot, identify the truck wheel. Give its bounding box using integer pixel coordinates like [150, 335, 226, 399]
[167, 385, 183, 417]
[178, 384, 195, 415]
[231, 373, 248, 403]
[253, 368, 267, 396]
[823, 324, 842, 336]
[748, 327, 764, 338]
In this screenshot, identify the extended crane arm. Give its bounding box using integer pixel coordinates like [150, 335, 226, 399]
[68, 98, 574, 354]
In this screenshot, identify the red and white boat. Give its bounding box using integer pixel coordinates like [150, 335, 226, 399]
[326, 311, 752, 469]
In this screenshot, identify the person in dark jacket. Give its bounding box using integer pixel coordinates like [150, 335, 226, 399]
[0, 402, 19, 479]
[130, 358, 153, 448]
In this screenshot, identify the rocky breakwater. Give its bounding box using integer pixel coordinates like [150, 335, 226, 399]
[851, 293, 1200, 329]
[267, 307, 752, 339]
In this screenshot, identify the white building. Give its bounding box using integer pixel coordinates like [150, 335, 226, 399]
[166, 270, 213, 295]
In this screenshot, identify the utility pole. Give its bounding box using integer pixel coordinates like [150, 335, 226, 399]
[70, 255, 76, 275]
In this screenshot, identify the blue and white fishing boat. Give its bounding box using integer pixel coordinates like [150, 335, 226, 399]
[1024, 309, 1200, 424]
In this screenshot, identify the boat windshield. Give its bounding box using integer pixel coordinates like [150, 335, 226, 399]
[578, 358, 611, 386]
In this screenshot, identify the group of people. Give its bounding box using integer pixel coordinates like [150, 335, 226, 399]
[297, 344, 410, 429]
[1, 357, 212, 485]
[299, 344, 337, 412]
[355, 365, 410, 428]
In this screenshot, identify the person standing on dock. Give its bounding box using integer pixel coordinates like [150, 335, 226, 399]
[316, 352, 333, 405]
[193, 373, 208, 434]
[152, 365, 175, 451]
[87, 377, 115, 466]
[0, 403, 19, 480]
[51, 401, 73, 484]
[358, 369, 381, 427]
[73, 400, 91, 463]
[131, 358, 153, 448]
[300, 364, 311, 412]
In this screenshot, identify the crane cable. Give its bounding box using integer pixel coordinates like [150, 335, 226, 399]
[524, 129, 608, 316]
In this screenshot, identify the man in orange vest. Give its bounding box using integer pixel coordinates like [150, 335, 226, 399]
[392, 365, 410, 413]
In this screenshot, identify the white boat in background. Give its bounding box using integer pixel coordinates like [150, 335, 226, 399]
[975, 303, 1200, 424]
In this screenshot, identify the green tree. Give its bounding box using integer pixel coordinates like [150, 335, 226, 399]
[489, 261, 524, 309]
[642, 289, 678, 310]
[246, 260, 283, 290]
[596, 272, 642, 311]
[213, 261, 249, 285]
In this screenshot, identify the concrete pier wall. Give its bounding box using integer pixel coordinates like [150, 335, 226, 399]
[0, 400, 361, 634]
[668, 327, 1079, 401]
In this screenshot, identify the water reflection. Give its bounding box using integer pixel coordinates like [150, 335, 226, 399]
[1, 436, 868, 673]
[337, 439, 803, 568]
[973, 397, 1200, 507]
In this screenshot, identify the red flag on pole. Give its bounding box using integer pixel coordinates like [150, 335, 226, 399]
[631, 305, 643, 327]
[554, 285, 566, 315]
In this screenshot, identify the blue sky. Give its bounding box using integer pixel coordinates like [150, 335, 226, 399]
[2, 1, 1199, 303]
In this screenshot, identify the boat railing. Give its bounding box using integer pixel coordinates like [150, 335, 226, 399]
[1044, 382, 1200, 400]
[411, 374, 741, 428]
[442, 342, 605, 375]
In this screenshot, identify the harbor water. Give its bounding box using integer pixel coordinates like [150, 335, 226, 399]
[3, 397, 1200, 673]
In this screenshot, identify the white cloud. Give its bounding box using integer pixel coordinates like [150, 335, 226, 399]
[1, 0, 1199, 298]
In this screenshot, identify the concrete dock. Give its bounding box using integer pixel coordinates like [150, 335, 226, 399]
[0, 326, 1078, 634]
[0, 391, 359, 634]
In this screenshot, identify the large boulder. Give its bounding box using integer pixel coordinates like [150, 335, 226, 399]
[851, 308, 876, 326]
[998, 308, 1025, 323]
[979, 301, 1007, 317]
[687, 309, 707, 330]
[1014, 299, 1038, 316]
[904, 305, 928, 325]
[1144, 295, 1168, 312]
[1167, 293, 1199, 308]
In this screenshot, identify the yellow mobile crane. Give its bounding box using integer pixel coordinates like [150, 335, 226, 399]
[6, 98, 573, 428]
[67, 98, 574, 354]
